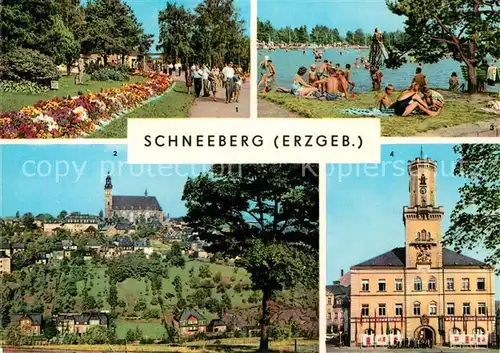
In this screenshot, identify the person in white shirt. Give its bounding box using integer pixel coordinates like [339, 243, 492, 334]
[193, 64, 203, 98]
[202, 64, 211, 97]
[175, 62, 182, 76]
[222, 62, 235, 103]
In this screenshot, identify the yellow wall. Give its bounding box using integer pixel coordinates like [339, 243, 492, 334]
[350, 266, 495, 345]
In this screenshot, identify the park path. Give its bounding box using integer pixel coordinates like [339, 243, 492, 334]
[171, 73, 249, 118]
[258, 97, 301, 118]
[415, 116, 500, 137]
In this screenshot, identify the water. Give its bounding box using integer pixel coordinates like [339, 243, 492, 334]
[258, 48, 499, 93]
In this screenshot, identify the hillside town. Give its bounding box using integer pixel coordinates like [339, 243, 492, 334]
[0, 165, 319, 352]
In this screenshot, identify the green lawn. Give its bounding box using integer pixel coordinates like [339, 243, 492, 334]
[115, 319, 166, 339]
[88, 81, 194, 138]
[0, 74, 146, 113]
[260, 90, 499, 136]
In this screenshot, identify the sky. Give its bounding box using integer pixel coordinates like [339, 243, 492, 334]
[110, 0, 251, 49]
[0, 145, 210, 218]
[326, 144, 500, 300]
[258, 0, 405, 35]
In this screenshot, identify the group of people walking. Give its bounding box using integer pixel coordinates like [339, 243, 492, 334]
[184, 62, 245, 104]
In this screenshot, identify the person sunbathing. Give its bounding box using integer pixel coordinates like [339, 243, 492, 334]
[313, 68, 344, 100]
[392, 83, 438, 116]
[422, 86, 444, 113]
[375, 84, 395, 109]
[291, 66, 318, 97]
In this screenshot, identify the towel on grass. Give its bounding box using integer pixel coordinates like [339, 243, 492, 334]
[482, 100, 500, 114]
[341, 108, 395, 117]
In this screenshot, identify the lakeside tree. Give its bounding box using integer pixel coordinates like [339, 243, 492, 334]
[387, 0, 500, 93]
[182, 164, 319, 352]
[443, 144, 500, 273]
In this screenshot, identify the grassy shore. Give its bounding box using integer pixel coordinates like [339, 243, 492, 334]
[259, 90, 499, 136]
[0, 75, 146, 113]
[89, 82, 193, 138]
[16, 338, 318, 352]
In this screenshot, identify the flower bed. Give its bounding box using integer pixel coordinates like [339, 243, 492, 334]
[0, 72, 173, 138]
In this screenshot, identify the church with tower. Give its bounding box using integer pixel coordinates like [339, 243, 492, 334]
[104, 173, 164, 223]
[348, 151, 496, 347]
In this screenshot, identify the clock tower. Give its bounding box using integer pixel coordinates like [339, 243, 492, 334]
[104, 172, 113, 219]
[403, 149, 444, 268]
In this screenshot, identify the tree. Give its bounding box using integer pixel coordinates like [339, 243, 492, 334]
[387, 0, 500, 93]
[182, 164, 319, 352]
[82, 0, 151, 62]
[172, 275, 183, 296]
[58, 210, 68, 220]
[158, 3, 195, 62]
[21, 213, 36, 230]
[4, 324, 24, 346]
[443, 144, 500, 273]
[82, 293, 98, 310]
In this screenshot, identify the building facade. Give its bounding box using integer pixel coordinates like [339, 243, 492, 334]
[55, 312, 108, 334]
[44, 215, 100, 234]
[10, 314, 42, 335]
[349, 153, 496, 347]
[0, 251, 11, 275]
[104, 173, 164, 223]
[174, 310, 207, 336]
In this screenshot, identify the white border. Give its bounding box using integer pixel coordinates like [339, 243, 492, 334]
[319, 163, 327, 353]
[250, 0, 257, 119]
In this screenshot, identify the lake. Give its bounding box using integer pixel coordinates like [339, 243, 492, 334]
[258, 48, 499, 93]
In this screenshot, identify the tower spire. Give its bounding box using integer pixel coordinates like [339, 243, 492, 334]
[145, 189, 148, 197]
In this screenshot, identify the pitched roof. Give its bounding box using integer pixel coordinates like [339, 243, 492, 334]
[10, 313, 42, 326]
[177, 310, 205, 322]
[352, 247, 489, 268]
[56, 312, 108, 325]
[112, 196, 162, 211]
[209, 319, 226, 327]
[326, 284, 349, 296]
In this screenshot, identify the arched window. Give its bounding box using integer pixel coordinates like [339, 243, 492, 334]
[413, 301, 421, 316]
[364, 328, 374, 335]
[390, 328, 401, 335]
[428, 276, 437, 291]
[473, 327, 485, 335]
[414, 277, 422, 291]
[429, 301, 437, 315]
[452, 327, 461, 334]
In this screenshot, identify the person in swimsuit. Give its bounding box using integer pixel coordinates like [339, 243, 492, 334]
[422, 86, 444, 113]
[292, 66, 318, 97]
[308, 65, 318, 85]
[375, 84, 395, 109]
[314, 67, 344, 100]
[344, 64, 355, 93]
[392, 83, 437, 116]
[412, 67, 427, 89]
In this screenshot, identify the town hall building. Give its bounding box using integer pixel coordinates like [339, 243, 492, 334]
[349, 152, 496, 347]
[104, 173, 164, 223]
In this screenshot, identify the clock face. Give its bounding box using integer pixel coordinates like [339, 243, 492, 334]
[420, 187, 427, 194]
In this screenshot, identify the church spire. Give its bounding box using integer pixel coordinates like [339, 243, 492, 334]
[145, 189, 148, 197]
[104, 172, 112, 190]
